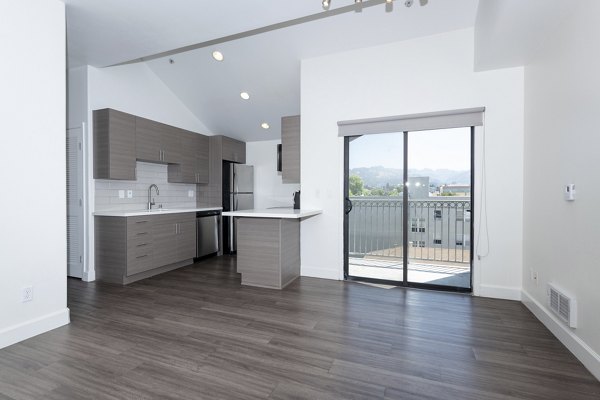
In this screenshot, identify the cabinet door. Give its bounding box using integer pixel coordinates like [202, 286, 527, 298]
[152, 215, 179, 268]
[161, 125, 181, 163]
[176, 214, 197, 261]
[168, 129, 196, 183]
[281, 115, 301, 184]
[195, 134, 209, 183]
[135, 117, 162, 162]
[222, 136, 246, 163]
[93, 109, 136, 180]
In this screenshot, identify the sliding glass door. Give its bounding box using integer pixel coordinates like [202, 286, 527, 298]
[344, 127, 473, 292]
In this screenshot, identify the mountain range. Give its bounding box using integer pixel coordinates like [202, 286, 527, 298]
[350, 166, 470, 188]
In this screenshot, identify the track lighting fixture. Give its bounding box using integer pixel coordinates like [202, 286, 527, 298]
[405, 0, 413, 7]
[322, 0, 330, 10]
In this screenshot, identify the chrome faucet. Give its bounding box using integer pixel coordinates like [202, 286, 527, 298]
[148, 184, 160, 210]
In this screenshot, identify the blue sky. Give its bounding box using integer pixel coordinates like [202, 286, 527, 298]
[349, 127, 471, 171]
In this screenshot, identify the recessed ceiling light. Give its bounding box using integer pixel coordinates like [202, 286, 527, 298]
[240, 92, 250, 100]
[212, 51, 224, 61]
[261, 122, 270, 130]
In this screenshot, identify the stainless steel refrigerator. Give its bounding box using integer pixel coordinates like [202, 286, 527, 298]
[222, 162, 254, 253]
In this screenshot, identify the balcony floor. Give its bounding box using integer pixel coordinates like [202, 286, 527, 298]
[349, 257, 471, 288]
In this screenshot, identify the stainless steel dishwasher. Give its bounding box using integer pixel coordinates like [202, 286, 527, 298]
[196, 210, 220, 258]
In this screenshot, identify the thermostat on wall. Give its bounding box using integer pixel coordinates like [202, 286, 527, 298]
[565, 184, 576, 201]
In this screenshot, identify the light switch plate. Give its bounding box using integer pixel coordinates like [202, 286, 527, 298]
[188, 190, 194, 198]
[118, 190, 125, 199]
[127, 190, 133, 198]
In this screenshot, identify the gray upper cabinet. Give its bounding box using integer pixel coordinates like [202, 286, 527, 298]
[135, 116, 162, 163]
[168, 129, 209, 184]
[93, 109, 136, 180]
[281, 115, 301, 184]
[221, 136, 246, 164]
[195, 134, 209, 183]
[96, 108, 213, 183]
[135, 117, 180, 163]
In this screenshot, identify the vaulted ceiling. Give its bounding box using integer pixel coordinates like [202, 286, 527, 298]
[65, 0, 479, 141]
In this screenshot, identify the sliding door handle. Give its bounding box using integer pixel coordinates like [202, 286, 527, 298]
[345, 197, 353, 215]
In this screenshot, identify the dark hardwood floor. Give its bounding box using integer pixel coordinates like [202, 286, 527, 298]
[1, 256, 598, 399]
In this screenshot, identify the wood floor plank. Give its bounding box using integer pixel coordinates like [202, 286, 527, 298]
[0, 255, 597, 400]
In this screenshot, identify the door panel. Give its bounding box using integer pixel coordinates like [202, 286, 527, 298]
[67, 127, 84, 278]
[233, 164, 254, 193]
[344, 127, 473, 292]
[234, 193, 254, 211]
[406, 128, 472, 289]
[346, 132, 405, 283]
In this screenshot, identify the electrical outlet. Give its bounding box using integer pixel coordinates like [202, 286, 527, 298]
[188, 190, 194, 198]
[118, 190, 125, 199]
[22, 286, 33, 303]
[127, 190, 133, 198]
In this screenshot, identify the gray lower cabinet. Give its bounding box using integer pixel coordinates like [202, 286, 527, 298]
[93, 109, 136, 180]
[221, 136, 246, 164]
[95, 213, 197, 284]
[281, 115, 301, 184]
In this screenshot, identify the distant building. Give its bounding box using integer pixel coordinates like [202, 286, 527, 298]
[439, 184, 471, 196]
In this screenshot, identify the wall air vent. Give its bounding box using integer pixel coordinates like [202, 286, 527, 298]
[548, 283, 577, 328]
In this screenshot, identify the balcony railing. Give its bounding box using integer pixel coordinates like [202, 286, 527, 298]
[348, 197, 471, 264]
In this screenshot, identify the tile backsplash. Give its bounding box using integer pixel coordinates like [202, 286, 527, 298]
[95, 162, 197, 211]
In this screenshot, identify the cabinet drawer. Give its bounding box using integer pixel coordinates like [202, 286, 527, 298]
[126, 252, 155, 276]
[127, 217, 153, 238]
[127, 236, 153, 251]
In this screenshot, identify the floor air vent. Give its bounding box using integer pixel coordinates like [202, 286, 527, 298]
[548, 283, 577, 328]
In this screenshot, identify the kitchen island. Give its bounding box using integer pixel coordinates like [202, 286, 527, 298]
[222, 209, 321, 289]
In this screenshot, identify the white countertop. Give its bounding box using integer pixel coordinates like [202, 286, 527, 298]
[222, 209, 322, 219]
[94, 207, 222, 217]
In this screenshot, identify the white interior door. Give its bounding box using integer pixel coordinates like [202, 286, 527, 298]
[67, 127, 84, 278]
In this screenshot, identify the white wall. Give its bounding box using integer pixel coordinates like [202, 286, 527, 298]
[246, 140, 300, 209]
[300, 28, 525, 299]
[74, 62, 214, 281]
[0, 0, 69, 348]
[522, 1, 600, 379]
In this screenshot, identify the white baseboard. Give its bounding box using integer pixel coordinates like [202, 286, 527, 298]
[301, 265, 341, 280]
[83, 268, 95, 282]
[0, 308, 70, 349]
[478, 284, 522, 301]
[522, 290, 600, 380]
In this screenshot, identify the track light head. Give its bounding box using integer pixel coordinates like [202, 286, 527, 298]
[405, 0, 413, 7]
[322, 0, 330, 10]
